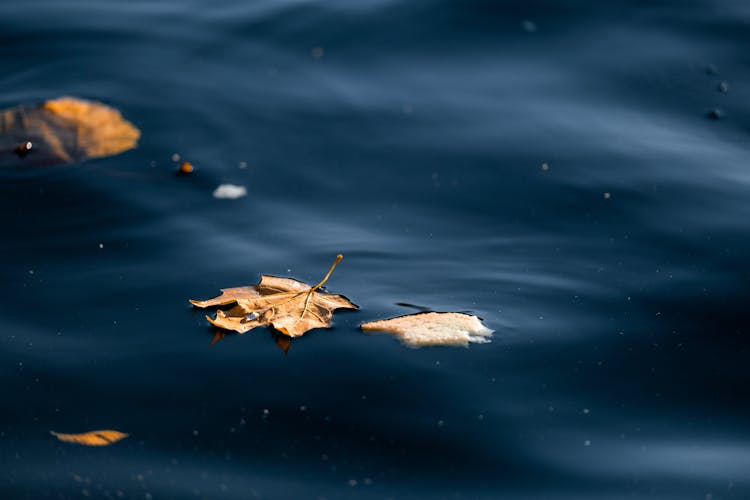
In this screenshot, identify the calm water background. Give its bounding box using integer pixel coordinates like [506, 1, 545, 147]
[1, 0, 749, 498]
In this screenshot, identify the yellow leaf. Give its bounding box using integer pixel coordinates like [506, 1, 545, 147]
[1, 97, 139, 167]
[361, 312, 493, 348]
[50, 430, 129, 446]
[190, 254, 357, 337]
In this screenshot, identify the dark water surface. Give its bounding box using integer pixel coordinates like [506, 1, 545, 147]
[2, 1, 749, 498]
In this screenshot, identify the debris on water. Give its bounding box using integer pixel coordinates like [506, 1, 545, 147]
[717, 81, 729, 93]
[311, 46, 324, 59]
[541, 162, 550, 171]
[14, 141, 32, 158]
[522, 20, 538, 33]
[177, 161, 194, 174]
[171, 153, 181, 162]
[213, 184, 247, 199]
[1, 97, 139, 168]
[603, 192, 611, 199]
[238, 161, 248, 169]
[361, 312, 493, 348]
[706, 108, 723, 120]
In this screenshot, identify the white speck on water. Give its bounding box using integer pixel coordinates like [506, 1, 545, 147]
[192, 430, 199, 436]
[347, 479, 357, 487]
[238, 161, 248, 169]
[584, 439, 591, 446]
[299, 405, 307, 412]
[98, 243, 104, 249]
[541, 162, 550, 171]
[522, 20, 538, 32]
[582, 408, 591, 414]
[28, 270, 34, 275]
[213, 184, 247, 199]
[171, 153, 180, 162]
[437, 419, 444, 427]
[604, 192, 611, 199]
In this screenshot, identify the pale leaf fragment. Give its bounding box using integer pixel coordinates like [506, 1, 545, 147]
[361, 312, 493, 348]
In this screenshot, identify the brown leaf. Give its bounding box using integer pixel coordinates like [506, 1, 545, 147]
[361, 312, 493, 348]
[0, 97, 139, 167]
[190, 254, 357, 337]
[50, 430, 128, 446]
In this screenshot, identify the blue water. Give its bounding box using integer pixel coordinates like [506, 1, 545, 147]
[2, 1, 749, 498]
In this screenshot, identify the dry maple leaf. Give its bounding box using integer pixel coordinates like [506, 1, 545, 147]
[0, 97, 139, 167]
[190, 254, 357, 337]
[361, 312, 493, 348]
[50, 429, 129, 446]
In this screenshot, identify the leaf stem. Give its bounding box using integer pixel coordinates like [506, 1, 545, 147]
[312, 254, 343, 291]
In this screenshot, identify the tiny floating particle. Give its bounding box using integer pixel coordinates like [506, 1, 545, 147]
[541, 162, 550, 171]
[213, 184, 247, 199]
[14, 141, 32, 158]
[178, 161, 194, 174]
[603, 192, 611, 199]
[717, 81, 729, 93]
[171, 153, 181, 162]
[522, 20, 538, 33]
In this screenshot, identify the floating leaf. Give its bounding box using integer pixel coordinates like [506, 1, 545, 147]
[361, 312, 493, 348]
[191, 254, 357, 337]
[0, 97, 139, 167]
[50, 430, 128, 446]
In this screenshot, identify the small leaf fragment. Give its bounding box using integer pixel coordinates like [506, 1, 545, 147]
[50, 430, 128, 446]
[361, 312, 493, 348]
[191, 254, 357, 337]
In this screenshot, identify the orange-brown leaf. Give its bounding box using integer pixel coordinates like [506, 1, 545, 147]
[191, 254, 357, 337]
[50, 430, 128, 446]
[1, 97, 139, 167]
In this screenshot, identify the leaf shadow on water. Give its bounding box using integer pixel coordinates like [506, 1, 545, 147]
[208, 328, 292, 355]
